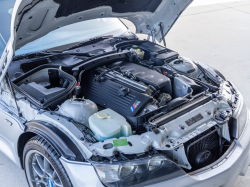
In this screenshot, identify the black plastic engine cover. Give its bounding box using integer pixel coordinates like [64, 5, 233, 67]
[108, 61, 172, 95]
[81, 71, 153, 118]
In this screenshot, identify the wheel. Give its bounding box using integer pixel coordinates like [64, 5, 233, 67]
[23, 135, 72, 187]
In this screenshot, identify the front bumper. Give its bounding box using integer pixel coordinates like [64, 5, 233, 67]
[60, 108, 250, 187]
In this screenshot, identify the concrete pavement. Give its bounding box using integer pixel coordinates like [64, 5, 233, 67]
[0, 0, 250, 186]
[165, 1, 250, 186]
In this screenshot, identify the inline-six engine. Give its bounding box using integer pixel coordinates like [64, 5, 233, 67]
[12, 39, 234, 172]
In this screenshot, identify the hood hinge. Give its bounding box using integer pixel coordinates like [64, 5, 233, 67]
[147, 25, 156, 43]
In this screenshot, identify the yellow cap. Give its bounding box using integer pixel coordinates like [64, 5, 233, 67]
[96, 113, 108, 119]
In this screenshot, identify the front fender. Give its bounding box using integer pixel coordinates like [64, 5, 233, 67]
[24, 121, 84, 162]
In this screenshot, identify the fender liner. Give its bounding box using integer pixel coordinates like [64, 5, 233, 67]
[25, 121, 84, 162]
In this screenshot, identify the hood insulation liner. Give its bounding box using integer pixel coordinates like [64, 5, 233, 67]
[53, 0, 162, 17]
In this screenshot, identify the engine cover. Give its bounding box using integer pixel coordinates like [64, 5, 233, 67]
[107, 61, 172, 95]
[81, 70, 153, 118]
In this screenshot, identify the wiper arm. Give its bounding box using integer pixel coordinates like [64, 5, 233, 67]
[13, 50, 92, 61]
[65, 35, 113, 50]
[13, 35, 115, 61]
[13, 52, 49, 61]
[44, 51, 93, 57]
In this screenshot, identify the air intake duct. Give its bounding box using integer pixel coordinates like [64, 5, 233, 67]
[184, 127, 219, 171]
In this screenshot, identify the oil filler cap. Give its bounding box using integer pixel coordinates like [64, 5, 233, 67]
[118, 87, 130, 96]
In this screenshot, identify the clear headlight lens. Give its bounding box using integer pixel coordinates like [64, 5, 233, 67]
[230, 88, 248, 137]
[119, 163, 138, 179]
[92, 155, 185, 187]
[148, 156, 166, 172]
[96, 165, 120, 183]
[238, 103, 248, 136]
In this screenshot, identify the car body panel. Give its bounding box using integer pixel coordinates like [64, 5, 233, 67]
[0, 1, 249, 187]
[0, 101, 25, 168]
[59, 109, 250, 187]
[60, 158, 103, 187]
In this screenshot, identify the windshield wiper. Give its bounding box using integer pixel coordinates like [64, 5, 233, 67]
[45, 51, 93, 56]
[65, 35, 113, 51]
[13, 50, 93, 61]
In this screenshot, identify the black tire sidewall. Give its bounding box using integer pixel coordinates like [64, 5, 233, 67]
[23, 136, 72, 187]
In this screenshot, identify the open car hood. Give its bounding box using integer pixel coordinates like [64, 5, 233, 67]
[13, 0, 193, 50]
[0, 0, 193, 83]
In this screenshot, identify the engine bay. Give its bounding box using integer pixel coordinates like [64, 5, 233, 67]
[9, 37, 237, 172]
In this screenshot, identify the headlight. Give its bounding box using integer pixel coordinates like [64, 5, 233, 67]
[148, 156, 164, 172]
[238, 103, 248, 137]
[92, 155, 185, 187]
[119, 163, 138, 179]
[229, 87, 248, 137]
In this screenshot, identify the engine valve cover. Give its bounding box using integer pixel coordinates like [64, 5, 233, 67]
[81, 70, 153, 118]
[108, 61, 172, 95]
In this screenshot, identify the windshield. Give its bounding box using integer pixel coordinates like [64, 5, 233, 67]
[0, 0, 15, 56]
[15, 18, 128, 56]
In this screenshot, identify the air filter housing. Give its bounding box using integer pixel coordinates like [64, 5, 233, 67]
[184, 127, 219, 171]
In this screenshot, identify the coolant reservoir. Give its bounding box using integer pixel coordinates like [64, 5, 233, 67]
[58, 98, 98, 125]
[89, 108, 132, 141]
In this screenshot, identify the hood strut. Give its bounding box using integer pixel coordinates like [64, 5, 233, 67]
[159, 22, 166, 47]
[6, 73, 22, 117]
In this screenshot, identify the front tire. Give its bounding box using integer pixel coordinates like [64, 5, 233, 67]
[23, 135, 72, 187]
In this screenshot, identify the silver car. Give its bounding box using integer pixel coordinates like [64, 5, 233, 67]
[0, 0, 249, 187]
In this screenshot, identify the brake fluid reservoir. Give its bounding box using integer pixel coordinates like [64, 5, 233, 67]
[89, 108, 132, 141]
[130, 45, 145, 59]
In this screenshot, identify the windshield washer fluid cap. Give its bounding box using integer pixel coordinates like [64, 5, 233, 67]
[89, 108, 132, 142]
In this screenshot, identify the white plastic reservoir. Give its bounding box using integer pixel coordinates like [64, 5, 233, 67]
[58, 98, 98, 125]
[89, 108, 132, 141]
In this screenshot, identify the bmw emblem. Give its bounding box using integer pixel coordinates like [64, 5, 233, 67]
[47, 179, 54, 187]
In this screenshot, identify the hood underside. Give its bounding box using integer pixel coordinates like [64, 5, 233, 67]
[14, 0, 193, 50]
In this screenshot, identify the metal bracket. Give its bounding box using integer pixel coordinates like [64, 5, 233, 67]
[38, 109, 46, 114]
[159, 22, 167, 47]
[147, 25, 156, 43]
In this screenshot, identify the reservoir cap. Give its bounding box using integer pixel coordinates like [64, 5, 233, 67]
[96, 113, 111, 119]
